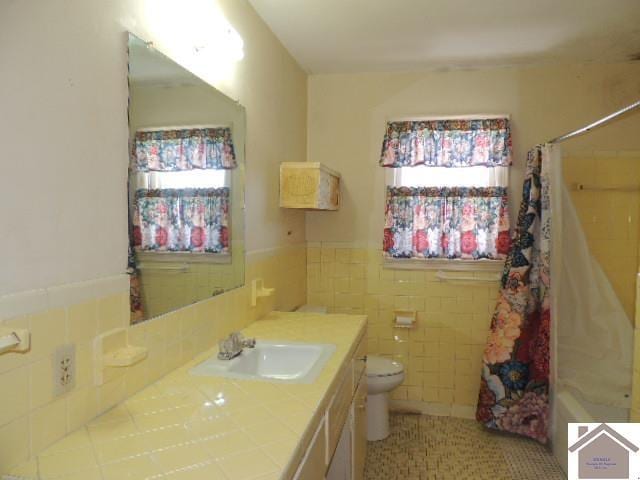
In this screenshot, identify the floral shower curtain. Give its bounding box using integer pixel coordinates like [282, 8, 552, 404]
[476, 146, 551, 443]
[132, 188, 230, 254]
[379, 118, 512, 168]
[383, 186, 510, 260]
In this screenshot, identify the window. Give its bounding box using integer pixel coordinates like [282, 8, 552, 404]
[394, 165, 508, 188]
[380, 118, 512, 262]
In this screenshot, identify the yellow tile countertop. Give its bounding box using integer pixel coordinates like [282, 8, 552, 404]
[7, 312, 366, 480]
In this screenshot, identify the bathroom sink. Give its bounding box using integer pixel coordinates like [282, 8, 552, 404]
[190, 340, 336, 384]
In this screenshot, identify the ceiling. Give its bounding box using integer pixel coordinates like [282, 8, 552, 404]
[248, 0, 640, 73]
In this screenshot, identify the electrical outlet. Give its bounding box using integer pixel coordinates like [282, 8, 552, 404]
[53, 344, 76, 397]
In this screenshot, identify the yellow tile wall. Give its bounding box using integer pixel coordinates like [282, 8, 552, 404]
[307, 243, 501, 415]
[0, 245, 306, 474]
[137, 256, 243, 320]
[563, 152, 640, 321]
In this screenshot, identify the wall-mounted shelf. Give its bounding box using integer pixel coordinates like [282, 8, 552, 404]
[279, 162, 341, 210]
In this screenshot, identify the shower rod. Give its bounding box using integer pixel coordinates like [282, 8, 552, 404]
[548, 99, 640, 144]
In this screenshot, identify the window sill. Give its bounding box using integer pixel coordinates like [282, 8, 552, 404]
[383, 257, 504, 272]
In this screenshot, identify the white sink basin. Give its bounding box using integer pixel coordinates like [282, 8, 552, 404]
[190, 340, 336, 384]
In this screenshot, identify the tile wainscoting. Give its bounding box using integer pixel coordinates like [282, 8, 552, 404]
[307, 242, 501, 418]
[0, 245, 306, 475]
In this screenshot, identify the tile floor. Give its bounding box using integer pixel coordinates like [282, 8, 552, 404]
[364, 414, 566, 480]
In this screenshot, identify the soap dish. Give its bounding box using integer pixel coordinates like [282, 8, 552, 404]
[94, 327, 148, 385]
[251, 278, 275, 306]
[103, 345, 148, 367]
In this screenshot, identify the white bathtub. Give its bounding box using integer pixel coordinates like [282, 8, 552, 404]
[551, 385, 630, 474]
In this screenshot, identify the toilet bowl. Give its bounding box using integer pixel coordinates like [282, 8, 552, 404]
[366, 355, 404, 441]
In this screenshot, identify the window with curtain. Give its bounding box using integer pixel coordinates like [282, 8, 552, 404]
[380, 118, 512, 261]
[131, 127, 235, 255]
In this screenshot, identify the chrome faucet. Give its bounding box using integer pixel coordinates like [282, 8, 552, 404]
[217, 332, 256, 360]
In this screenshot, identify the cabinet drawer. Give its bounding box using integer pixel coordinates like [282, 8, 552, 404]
[294, 415, 327, 480]
[352, 334, 367, 393]
[326, 370, 353, 462]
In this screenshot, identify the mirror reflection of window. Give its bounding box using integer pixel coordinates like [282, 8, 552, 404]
[136, 169, 228, 189]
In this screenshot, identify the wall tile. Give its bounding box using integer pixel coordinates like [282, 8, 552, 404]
[564, 154, 639, 321]
[67, 300, 98, 344]
[30, 398, 67, 454]
[0, 246, 306, 474]
[0, 365, 30, 426]
[308, 243, 499, 413]
[29, 309, 66, 361]
[0, 415, 30, 474]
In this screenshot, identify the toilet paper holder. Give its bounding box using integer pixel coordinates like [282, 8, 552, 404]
[393, 310, 416, 328]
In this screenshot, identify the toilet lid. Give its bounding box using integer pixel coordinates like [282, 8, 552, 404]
[366, 356, 404, 377]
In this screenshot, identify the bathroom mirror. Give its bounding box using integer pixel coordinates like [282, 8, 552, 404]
[126, 33, 245, 323]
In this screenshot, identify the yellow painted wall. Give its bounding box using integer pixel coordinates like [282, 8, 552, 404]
[306, 63, 640, 246]
[0, 0, 307, 296]
[563, 152, 640, 321]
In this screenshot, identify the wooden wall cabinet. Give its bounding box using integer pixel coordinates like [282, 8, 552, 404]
[280, 162, 341, 210]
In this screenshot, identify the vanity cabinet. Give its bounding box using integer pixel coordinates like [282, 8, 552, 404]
[293, 333, 367, 480]
[352, 380, 367, 480]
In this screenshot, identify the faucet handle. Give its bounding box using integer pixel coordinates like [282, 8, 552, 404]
[242, 337, 256, 348]
[229, 332, 244, 348]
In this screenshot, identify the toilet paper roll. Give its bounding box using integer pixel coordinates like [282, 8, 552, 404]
[395, 315, 414, 326]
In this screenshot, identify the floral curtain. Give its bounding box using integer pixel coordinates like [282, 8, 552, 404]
[127, 244, 145, 324]
[476, 146, 550, 443]
[380, 118, 512, 168]
[132, 187, 230, 254]
[383, 186, 510, 260]
[135, 127, 236, 171]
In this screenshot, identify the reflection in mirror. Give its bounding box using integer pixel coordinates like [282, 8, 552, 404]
[127, 33, 245, 324]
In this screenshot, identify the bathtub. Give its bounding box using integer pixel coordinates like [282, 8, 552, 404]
[551, 385, 630, 474]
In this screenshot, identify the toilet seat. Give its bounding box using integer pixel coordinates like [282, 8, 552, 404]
[366, 356, 404, 377]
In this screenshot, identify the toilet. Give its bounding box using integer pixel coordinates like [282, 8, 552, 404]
[366, 355, 405, 441]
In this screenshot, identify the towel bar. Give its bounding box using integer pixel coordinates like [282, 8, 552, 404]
[0, 328, 30, 355]
[436, 270, 500, 284]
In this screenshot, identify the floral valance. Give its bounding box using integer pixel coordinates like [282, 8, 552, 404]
[380, 118, 512, 168]
[383, 186, 510, 259]
[132, 187, 230, 254]
[135, 128, 237, 172]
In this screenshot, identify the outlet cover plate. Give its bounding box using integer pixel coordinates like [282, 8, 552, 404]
[53, 344, 76, 397]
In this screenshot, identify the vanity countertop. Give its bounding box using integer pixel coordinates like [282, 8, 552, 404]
[7, 312, 366, 480]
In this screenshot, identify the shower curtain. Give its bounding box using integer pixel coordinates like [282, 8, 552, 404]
[476, 145, 551, 443]
[552, 151, 633, 410]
